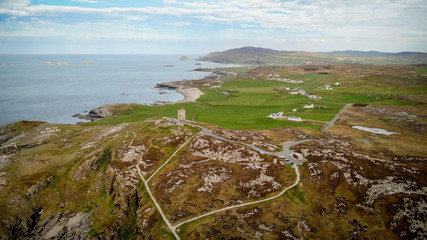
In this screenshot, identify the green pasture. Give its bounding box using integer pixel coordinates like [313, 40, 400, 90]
[195, 105, 322, 130]
[321, 95, 380, 103]
[221, 78, 289, 91]
[82, 65, 425, 130]
[81, 103, 205, 126]
[413, 66, 427, 74]
[196, 89, 229, 103]
[215, 92, 276, 106]
[263, 95, 312, 106]
[286, 113, 334, 122]
[285, 74, 332, 88]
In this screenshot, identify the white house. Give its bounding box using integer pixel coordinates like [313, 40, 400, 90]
[268, 111, 283, 119]
[285, 116, 301, 121]
[308, 95, 319, 100]
[303, 103, 314, 109]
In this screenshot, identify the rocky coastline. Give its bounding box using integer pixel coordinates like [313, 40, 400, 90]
[72, 105, 113, 121]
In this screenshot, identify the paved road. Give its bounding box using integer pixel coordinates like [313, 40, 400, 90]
[278, 140, 312, 158]
[134, 120, 312, 239]
[321, 103, 352, 133]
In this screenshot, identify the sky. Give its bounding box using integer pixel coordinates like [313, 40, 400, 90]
[0, 0, 426, 54]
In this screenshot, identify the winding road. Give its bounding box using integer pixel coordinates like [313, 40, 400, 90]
[321, 103, 352, 133]
[134, 120, 312, 239]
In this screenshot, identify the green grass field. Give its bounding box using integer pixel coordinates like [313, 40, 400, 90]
[82, 64, 426, 130]
[413, 66, 427, 74]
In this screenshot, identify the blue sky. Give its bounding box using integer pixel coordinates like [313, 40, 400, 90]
[0, 0, 426, 54]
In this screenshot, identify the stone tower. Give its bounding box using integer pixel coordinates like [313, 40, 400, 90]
[178, 108, 186, 121]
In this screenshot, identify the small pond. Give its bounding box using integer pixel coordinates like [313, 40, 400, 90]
[352, 126, 400, 135]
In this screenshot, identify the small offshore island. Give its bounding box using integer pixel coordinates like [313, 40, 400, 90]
[1, 47, 427, 239]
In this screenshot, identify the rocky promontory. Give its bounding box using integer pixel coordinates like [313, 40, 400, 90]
[73, 105, 113, 121]
[154, 83, 178, 90]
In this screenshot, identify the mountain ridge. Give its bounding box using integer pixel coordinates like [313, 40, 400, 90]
[206, 46, 427, 57]
[197, 46, 427, 64]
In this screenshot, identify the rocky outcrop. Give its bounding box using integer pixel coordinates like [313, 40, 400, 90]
[0, 121, 45, 170]
[1, 207, 43, 239]
[31, 211, 92, 239]
[26, 176, 53, 199]
[73, 105, 113, 121]
[155, 83, 178, 90]
[73, 149, 111, 181]
[88, 106, 112, 119]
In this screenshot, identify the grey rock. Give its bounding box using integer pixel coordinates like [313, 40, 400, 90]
[26, 176, 53, 199]
[73, 105, 113, 121]
[32, 211, 92, 240]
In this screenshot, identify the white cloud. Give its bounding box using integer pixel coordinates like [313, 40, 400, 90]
[0, 0, 30, 8]
[0, 0, 426, 52]
[124, 15, 148, 21]
[163, 0, 177, 4]
[72, 0, 98, 3]
[1, 0, 426, 33]
[241, 24, 258, 28]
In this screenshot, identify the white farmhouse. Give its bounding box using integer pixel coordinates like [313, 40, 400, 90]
[285, 116, 301, 121]
[303, 103, 314, 109]
[267, 111, 283, 119]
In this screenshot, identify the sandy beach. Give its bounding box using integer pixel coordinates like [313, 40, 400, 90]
[175, 87, 204, 103]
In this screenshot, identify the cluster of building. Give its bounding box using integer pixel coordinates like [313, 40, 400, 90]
[267, 102, 315, 121]
[323, 82, 340, 90]
[266, 74, 303, 84]
[267, 112, 302, 121]
[288, 88, 322, 100]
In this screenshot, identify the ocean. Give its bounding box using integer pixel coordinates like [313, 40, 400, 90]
[0, 55, 224, 125]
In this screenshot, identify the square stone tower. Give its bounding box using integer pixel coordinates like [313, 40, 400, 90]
[178, 108, 186, 121]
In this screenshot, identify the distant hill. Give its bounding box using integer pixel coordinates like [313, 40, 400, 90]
[197, 46, 427, 65]
[319, 50, 427, 58]
[197, 46, 320, 64]
[213, 46, 281, 55]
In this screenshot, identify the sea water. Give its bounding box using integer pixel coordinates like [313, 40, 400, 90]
[0, 55, 224, 125]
